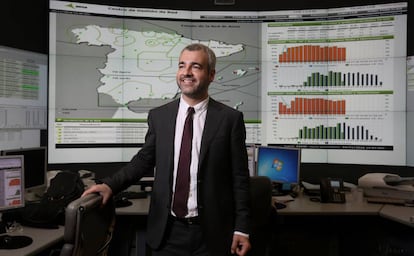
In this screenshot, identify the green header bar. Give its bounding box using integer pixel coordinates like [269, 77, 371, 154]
[55, 118, 261, 124]
[22, 85, 39, 90]
[268, 35, 393, 44]
[55, 118, 147, 122]
[268, 16, 394, 27]
[22, 69, 39, 76]
[268, 90, 393, 96]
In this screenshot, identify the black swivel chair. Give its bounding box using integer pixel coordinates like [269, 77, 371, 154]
[59, 193, 116, 256]
[248, 176, 274, 256]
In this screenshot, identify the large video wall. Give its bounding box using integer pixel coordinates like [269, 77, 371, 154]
[48, 1, 407, 165]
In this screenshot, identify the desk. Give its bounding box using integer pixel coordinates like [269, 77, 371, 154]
[0, 197, 150, 256]
[276, 189, 383, 215]
[380, 204, 414, 227]
[277, 190, 414, 227]
[115, 197, 150, 216]
[113, 192, 414, 256]
[273, 190, 414, 255]
[114, 197, 151, 256]
[0, 225, 64, 256]
[115, 192, 385, 256]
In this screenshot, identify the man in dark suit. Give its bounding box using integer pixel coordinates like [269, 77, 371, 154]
[83, 43, 251, 256]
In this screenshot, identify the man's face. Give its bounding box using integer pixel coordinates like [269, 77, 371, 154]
[176, 49, 215, 101]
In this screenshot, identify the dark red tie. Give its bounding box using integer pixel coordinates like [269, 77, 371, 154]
[173, 107, 195, 218]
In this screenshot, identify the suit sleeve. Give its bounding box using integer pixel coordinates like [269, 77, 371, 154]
[101, 110, 156, 194]
[231, 112, 251, 234]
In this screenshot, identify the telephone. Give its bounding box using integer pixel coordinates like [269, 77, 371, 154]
[320, 178, 346, 203]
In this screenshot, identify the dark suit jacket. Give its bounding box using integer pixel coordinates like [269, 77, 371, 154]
[103, 98, 251, 255]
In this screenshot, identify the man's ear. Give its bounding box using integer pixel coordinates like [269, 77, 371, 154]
[209, 69, 216, 82]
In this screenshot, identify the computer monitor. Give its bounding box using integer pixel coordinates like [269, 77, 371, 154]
[2, 147, 47, 200]
[0, 155, 34, 248]
[256, 146, 301, 186]
[0, 155, 25, 212]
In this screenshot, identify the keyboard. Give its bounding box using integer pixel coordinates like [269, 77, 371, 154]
[115, 190, 147, 200]
[272, 189, 288, 196]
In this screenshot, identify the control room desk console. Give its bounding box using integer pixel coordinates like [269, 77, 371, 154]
[0, 225, 64, 256]
[273, 190, 414, 255]
[275, 190, 383, 216]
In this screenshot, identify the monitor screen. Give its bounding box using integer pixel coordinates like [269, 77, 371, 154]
[0, 45, 48, 150]
[2, 147, 47, 193]
[0, 155, 25, 212]
[256, 146, 301, 184]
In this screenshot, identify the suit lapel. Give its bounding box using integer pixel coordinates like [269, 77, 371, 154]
[199, 99, 224, 166]
[165, 100, 180, 169]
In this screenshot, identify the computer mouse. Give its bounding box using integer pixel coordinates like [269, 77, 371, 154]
[3, 235, 12, 244]
[115, 197, 133, 208]
[274, 202, 287, 209]
[0, 235, 13, 249]
[0, 234, 33, 249]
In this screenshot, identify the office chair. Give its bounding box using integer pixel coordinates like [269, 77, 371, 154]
[247, 176, 274, 256]
[59, 193, 116, 256]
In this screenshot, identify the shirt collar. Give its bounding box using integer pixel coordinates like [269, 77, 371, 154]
[179, 96, 209, 114]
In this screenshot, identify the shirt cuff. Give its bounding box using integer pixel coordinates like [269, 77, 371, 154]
[234, 231, 249, 238]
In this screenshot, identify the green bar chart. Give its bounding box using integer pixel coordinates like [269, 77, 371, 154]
[298, 122, 379, 141]
[303, 71, 382, 87]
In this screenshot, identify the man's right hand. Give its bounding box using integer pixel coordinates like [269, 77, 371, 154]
[82, 183, 113, 205]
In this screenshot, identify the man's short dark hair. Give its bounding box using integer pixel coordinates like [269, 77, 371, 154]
[182, 43, 216, 72]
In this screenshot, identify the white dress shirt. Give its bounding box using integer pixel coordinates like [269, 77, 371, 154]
[172, 96, 208, 218]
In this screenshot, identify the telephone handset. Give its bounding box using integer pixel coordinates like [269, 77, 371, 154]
[320, 178, 346, 203]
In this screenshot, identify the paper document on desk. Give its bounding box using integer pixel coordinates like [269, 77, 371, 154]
[274, 194, 294, 203]
[302, 181, 320, 190]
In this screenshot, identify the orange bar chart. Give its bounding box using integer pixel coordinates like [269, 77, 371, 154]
[279, 45, 346, 63]
[279, 97, 346, 115]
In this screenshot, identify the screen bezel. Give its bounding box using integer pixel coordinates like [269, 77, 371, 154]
[1, 147, 47, 193]
[246, 144, 256, 177]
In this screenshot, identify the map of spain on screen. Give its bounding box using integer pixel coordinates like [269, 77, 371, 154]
[71, 25, 244, 111]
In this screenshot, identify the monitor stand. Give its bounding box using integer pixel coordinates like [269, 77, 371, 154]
[271, 189, 289, 196]
[271, 182, 291, 196]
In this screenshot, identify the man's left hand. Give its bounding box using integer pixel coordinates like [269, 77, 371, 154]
[230, 234, 251, 256]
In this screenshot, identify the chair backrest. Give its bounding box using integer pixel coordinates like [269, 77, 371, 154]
[60, 193, 116, 256]
[248, 176, 274, 256]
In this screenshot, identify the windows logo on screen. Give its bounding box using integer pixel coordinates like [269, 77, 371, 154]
[272, 158, 283, 171]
